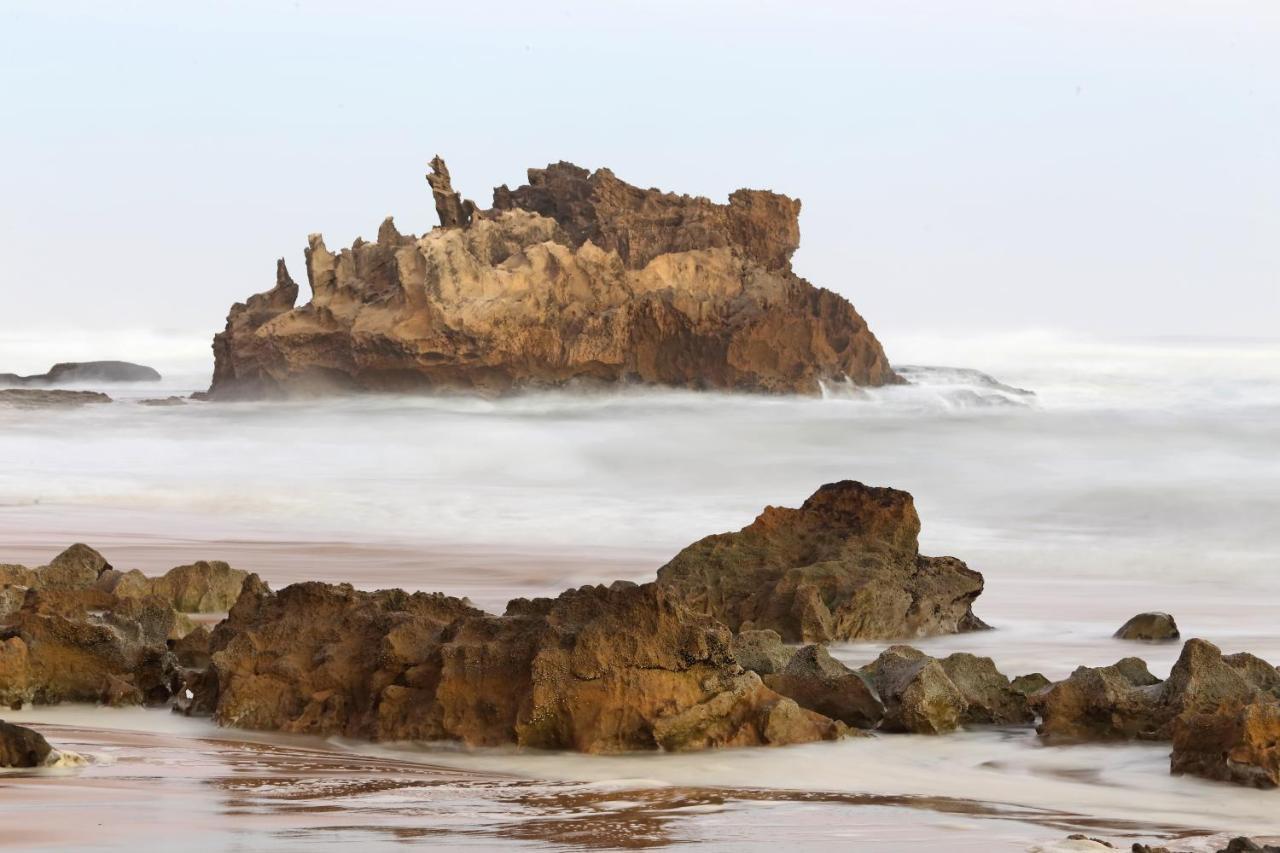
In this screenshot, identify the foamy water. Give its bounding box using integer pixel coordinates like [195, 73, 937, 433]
[2, 331, 1279, 849]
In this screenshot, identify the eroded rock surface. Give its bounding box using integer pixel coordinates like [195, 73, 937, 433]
[1031, 640, 1280, 748]
[655, 480, 987, 642]
[0, 545, 249, 708]
[207, 157, 897, 398]
[205, 576, 844, 752]
[1171, 700, 1280, 788]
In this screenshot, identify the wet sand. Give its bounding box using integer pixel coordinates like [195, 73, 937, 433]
[0, 708, 1245, 852]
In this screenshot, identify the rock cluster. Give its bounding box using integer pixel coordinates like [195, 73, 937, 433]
[655, 480, 988, 642]
[732, 634, 1031, 735]
[1031, 638, 1280, 788]
[0, 545, 248, 708]
[206, 157, 898, 398]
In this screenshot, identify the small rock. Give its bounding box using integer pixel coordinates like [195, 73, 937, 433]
[1115, 612, 1180, 641]
[731, 629, 795, 675]
[37, 544, 111, 589]
[0, 389, 112, 408]
[0, 719, 53, 767]
[1011, 673, 1052, 696]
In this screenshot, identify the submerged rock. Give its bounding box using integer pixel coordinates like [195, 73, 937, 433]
[1031, 639, 1280, 754]
[655, 480, 988, 642]
[0, 720, 53, 767]
[0, 361, 160, 386]
[206, 157, 898, 399]
[0, 389, 112, 408]
[1115, 612, 1180, 641]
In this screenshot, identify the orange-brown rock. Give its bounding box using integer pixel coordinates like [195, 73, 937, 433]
[654, 480, 988, 642]
[205, 157, 897, 398]
[1031, 640, 1280, 749]
[1171, 700, 1280, 788]
[0, 545, 248, 708]
[205, 576, 844, 752]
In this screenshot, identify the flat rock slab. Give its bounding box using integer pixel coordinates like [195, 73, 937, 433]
[0, 389, 112, 409]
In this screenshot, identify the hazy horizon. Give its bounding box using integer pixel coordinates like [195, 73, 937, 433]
[3, 0, 1277, 357]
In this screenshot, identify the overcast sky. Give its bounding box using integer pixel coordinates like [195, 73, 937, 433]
[2, 0, 1276, 368]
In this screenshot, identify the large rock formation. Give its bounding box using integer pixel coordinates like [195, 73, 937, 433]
[0, 483, 987, 754]
[654, 480, 988, 642]
[206, 157, 897, 398]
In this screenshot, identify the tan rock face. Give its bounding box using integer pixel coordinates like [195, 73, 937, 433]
[206, 158, 897, 398]
[1031, 639, 1280, 754]
[0, 545, 250, 708]
[654, 480, 988, 642]
[206, 577, 844, 752]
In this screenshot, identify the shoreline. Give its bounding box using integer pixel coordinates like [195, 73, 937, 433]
[3, 706, 1263, 852]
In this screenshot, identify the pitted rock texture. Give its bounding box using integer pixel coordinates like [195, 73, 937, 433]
[0, 361, 159, 386]
[1030, 639, 1280, 753]
[204, 576, 844, 752]
[654, 480, 988, 643]
[206, 157, 897, 398]
[0, 545, 249, 708]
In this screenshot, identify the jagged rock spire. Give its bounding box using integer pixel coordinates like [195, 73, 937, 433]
[426, 155, 474, 229]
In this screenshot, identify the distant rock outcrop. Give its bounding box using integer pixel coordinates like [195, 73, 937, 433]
[0, 361, 160, 386]
[206, 156, 897, 398]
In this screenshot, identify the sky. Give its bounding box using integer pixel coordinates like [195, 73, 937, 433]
[1, 0, 1277, 372]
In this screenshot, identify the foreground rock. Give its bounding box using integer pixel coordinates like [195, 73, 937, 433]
[1115, 612, 1180, 641]
[206, 157, 897, 399]
[0, 720, 52, 767]
[656, 480, 987, 642]
[0, 389, 112, 409]
[0, 361, 160, 386]
[207, 577, 844, 752]
[0, 545, 249, 708]
[1030, 638, 1280, 787]
[763, 645, 883, 729]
